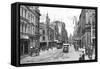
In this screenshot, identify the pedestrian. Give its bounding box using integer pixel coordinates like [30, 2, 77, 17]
[79, 51, 85, 61]
[30, 47, 33, 57]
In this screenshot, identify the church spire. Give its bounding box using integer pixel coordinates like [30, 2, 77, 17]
[46, 12, 50, 24]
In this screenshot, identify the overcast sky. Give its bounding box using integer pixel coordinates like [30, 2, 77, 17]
[39, 6, 82, 37]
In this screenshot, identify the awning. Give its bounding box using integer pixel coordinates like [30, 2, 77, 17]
[20, 35, 29, 39]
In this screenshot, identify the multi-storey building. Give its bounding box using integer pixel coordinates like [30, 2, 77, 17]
[52, 21, 68, 43]
[39, 17, 55, 50]
[40, 14, 68, 50]
[81, 9, 95, 48]
[89, 10, 96, 48]
[73, 9, 96, 56]
[39, 23, 47, 50]
[20, 5, 40, 56]
[51, 21, 59, 41]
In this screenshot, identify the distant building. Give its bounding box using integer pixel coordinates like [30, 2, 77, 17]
[39, 23, 46, 42]
[68, 34, 73, 44]
[39, 23, 47, 49]
[39, 14, 55, 49]
[39, 14, 68, 49]
[51, 21, 59, 41]
[52, 21, 68, 43]
[20, 5, 40, 56]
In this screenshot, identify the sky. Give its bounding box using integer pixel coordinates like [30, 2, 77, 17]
[39, 6, 82, 37]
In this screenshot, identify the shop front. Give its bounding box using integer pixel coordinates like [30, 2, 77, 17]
[20, 34, 30, 56]
[20, 33, 40, 56]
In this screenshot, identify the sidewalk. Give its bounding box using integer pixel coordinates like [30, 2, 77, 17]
[20, 55, 29, 59]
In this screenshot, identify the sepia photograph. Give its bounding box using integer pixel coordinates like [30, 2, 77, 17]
[19, 5, 96, 64]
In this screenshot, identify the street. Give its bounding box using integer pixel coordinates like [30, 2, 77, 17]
[19, 6, 96, 64]
[20, 45, 82, 64]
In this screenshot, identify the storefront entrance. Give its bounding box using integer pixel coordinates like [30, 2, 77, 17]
[20, 39, 29, 56]
[40, 42, 47, 51]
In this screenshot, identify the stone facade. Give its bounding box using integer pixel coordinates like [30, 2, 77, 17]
[20, 5, 40, 56]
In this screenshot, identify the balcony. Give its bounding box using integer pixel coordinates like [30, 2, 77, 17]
[20, 16, 29, 24]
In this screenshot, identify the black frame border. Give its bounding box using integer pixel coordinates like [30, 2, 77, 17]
[11, 2, 98, 67]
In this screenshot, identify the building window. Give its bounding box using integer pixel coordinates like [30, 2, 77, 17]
[28, 14, 34, 23]
[23, 9, 25, 18]
[32, 16, 34, 23]
[20, 23, 23, 32]
[23, 24, 26, 33]
[43, 30, 45, 35]
[32, 26, 34, 34]
[31, 16, 33, 23]
[20, 7, 22, 16]
[92, 17, 95, 28]
[43, 36, 45, 41]
[24, 9, 27, 19]
[92, 39, 95, 46]
[29, 25, 31, 34]
[26, 11, 28, 20]
[28, 25, 30, 34]
[92, 30, 95, 37]
[28, 13, 30, 19]
[25, 24, 27, 33]
[31, 15, 33, 23]
[28, 13, 31, 23]
[30, 25, 32, 34]
[88, 18, 91, 24]
[26, 24, 28, 33]
[30, 14, 32, 23]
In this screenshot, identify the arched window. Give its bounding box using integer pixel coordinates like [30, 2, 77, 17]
[32, 16, 34, 23]
[26, 11, 28, 20]
[23, 24, 26, 33]
[28, 13, 30, 20]
[28, 25, 30, 34]
[31, 14, 33, 23]
[29, 13, 32, 23]
[25, 24, 27, 33]
[20, 7, 22, 16]
[24, 9, 26, 19]
[23, 9, 25, 18]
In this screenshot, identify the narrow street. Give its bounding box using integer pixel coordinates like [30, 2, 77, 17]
[21, 45, 82, 64]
